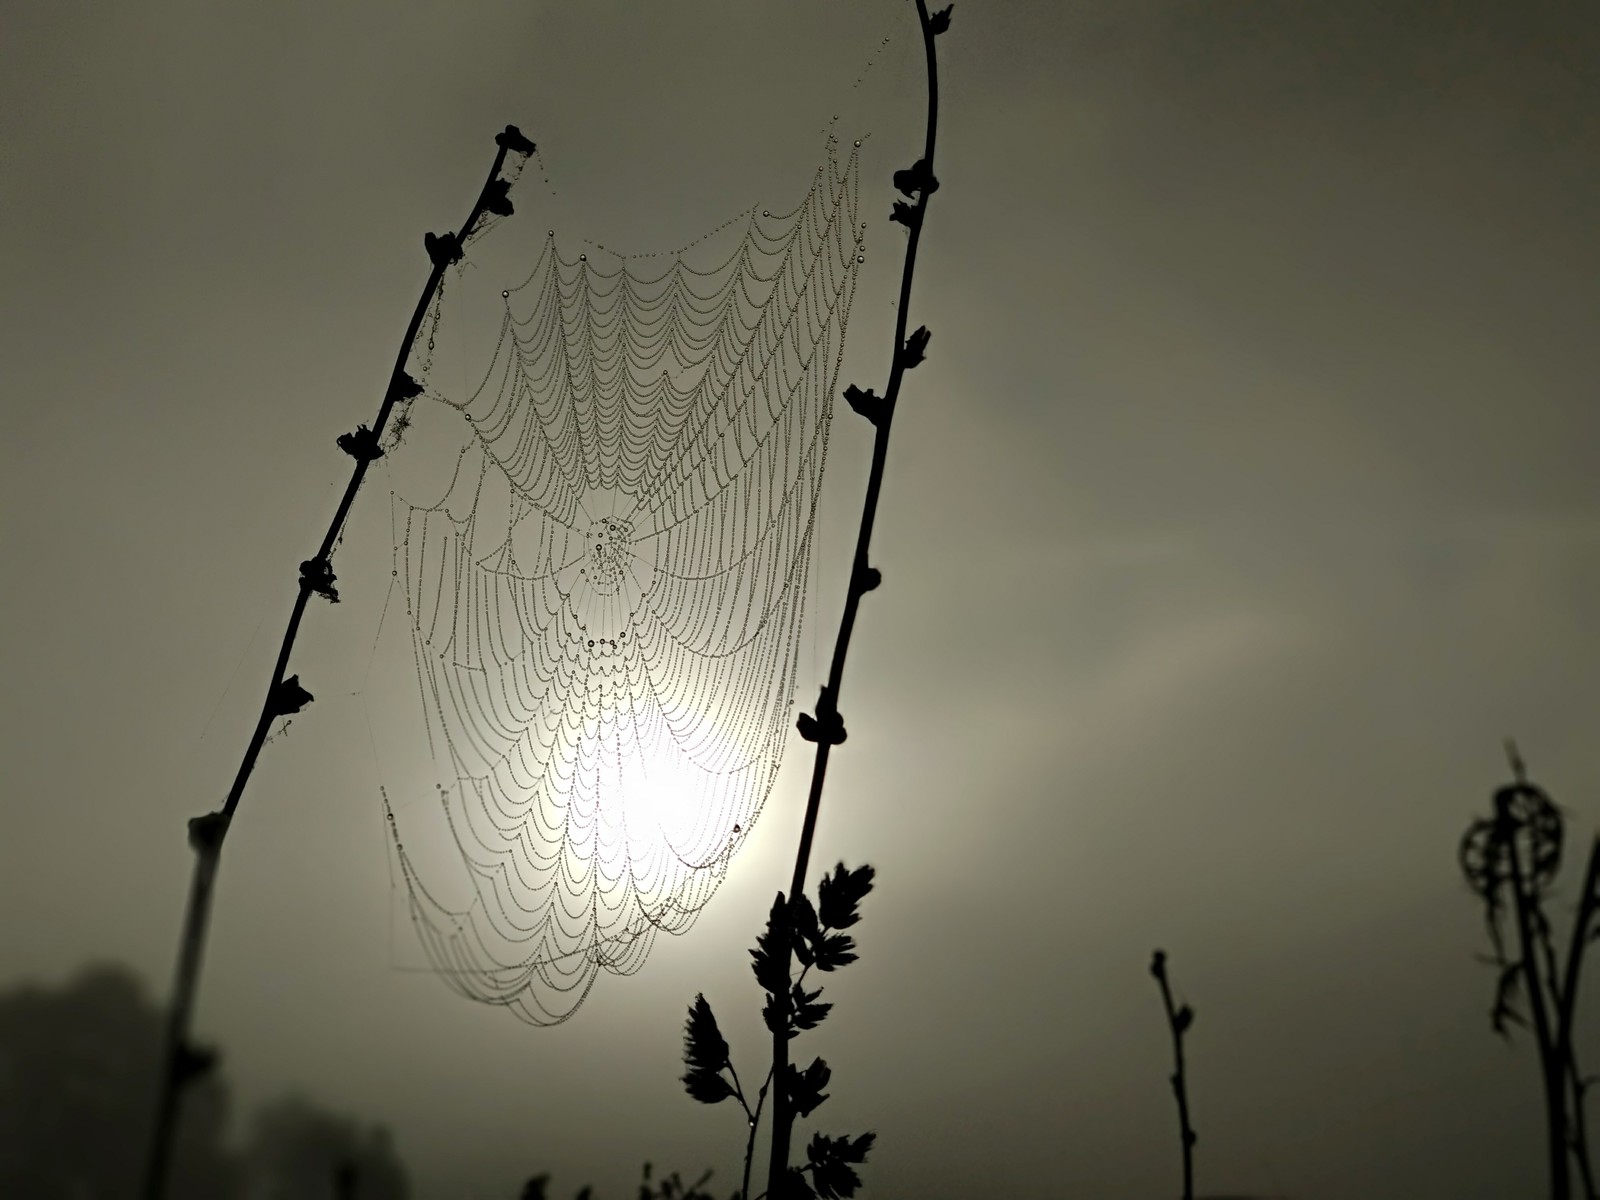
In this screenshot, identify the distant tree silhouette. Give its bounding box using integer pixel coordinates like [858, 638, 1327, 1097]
[0, 961, 411, 1199]
[0, 963, 239, 1199]
[239, 1095, 408, 1200]
[518, 1161, 722, 1200]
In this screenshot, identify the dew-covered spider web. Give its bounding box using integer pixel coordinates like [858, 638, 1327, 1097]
[371, 140, 863, 1024]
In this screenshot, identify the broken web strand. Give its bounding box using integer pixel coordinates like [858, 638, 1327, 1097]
[381, 143, 862, 1024]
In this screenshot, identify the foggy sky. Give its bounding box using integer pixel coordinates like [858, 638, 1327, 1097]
[4, 2, 1600, 1197]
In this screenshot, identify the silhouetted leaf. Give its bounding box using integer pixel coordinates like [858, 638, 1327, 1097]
[681, 994, 733, 1104]
[521, 1175, 550, 1200]
[1174, 1004, 1193, 1034]
[786, 1057, 831, 1118]
[805, 1132, 875, 1198]
[299, 556, 340, 603]
[763, 990, 787, 1037]
[841, 384, 884, 427]
[791, 894, 819, 968]
[812, 932, 858, 973]
[683, 1068, 732, 1105]
[483, 177, 514, 218]
[784, 1167, 818, 1199]
[889, 200, 917, 228]
[817, 864, 875, 931]
[389, 372, 425, 403]
[268, 674, 314, 717]
[928, 5, 953, 35]
[1149, 949, 1167, 980]
[900, 325, 930, 370]
[336, 424, 385, 462]
[792, 983, 831, 1031]
[790, 894, 820, 941]
[497, 125, 537, 157]
[750, 894, 792, 997]
[425, 231, 463, 268]
[892, 158, 939, 199]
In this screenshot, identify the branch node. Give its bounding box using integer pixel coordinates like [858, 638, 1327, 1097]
[186, 811, 230, 856]
[267, 674, 313, 718]
[482, 177, 515, 218]
[299, 556, 340, 603]
[842, 384, 884, 426]
[389, 372, 425, 404]
[496, 125, 537, 157]
[172, 1040, 219, 1088]
[425, 231, 463, 268]
[796, 687, 847, 746]
[336, 424, 385, 462]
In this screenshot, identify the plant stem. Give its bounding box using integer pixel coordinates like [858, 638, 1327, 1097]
[139, 128, 528, 1200]
[739, 1069, 772, 1200]
[764, 5, 943, 1195]
[1559, 835, 1600, 1199]
[1151, 952, 1196, 1200]
[1503, 810, 1571, 1200]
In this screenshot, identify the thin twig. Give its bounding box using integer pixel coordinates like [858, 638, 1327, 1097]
[748, 1076, 772, 1200]
[764, 7, 945, 1194]
[139, 127, 534, 1200]
[1150, 950, 1196, 1200]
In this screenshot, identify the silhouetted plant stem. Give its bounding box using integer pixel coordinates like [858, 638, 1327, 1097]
[1149, 950, 1197, 1200]
[764, 6, 946, 1195]
[1503, 746, 1573, 1200]
[1559, 835, 1600, 1200]
[1506, 813, 1570, 1199]
[140, 126, 535, 1200]
[1460, 741, 1600, 1200]
[736, 1067, 772, 1200]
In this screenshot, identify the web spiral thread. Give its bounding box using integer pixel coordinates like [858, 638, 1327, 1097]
[380, 143, 863, 1024]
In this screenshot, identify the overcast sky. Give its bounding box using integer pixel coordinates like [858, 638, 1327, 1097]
[5, 2, 1600, 1197]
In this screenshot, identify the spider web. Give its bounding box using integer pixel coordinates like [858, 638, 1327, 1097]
[375, 141, 863, 1024]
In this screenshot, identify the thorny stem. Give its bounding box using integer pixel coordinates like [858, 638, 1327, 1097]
[764, 7, 943, 1195]
[140, 129, 529, 1200]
